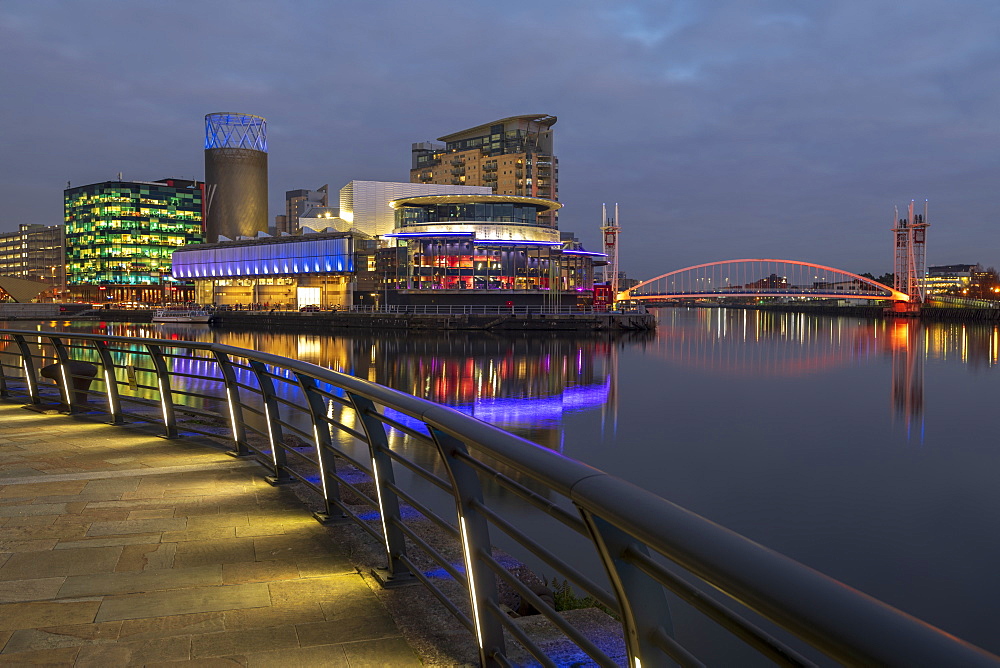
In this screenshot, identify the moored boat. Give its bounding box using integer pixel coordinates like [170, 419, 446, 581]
[152, 309, 213, 323]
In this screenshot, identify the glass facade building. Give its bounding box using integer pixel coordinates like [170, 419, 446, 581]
[384, 194, 601, 304]
[64, 179, 204, 304]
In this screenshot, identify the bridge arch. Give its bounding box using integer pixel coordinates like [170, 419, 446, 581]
[621, 259, 909, 302]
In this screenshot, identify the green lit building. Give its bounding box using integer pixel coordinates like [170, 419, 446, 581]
[64, 179, 204, 305]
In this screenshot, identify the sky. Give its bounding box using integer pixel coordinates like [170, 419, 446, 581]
[1, 0, 999, 280]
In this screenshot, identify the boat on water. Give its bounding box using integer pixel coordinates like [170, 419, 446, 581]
[152, 309, 214, 323]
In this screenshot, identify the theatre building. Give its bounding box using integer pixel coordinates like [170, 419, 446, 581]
[381, 194, 602, 306]
[171, 193, 603, 309]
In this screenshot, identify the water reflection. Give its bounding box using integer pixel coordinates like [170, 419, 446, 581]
[5, 320, 642, 452]
[7, 310, 1000, 445]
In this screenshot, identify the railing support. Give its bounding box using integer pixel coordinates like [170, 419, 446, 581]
[13, 334, 39, 404]
[348, 392, 414, 586]
[47, 337, 74, 412]
[144, 344, 178, 438]
[295, 374, 346, 523]
[214, 351, 250, 457]
[429, 427, 506, 667]
[93, 340, 124, 424]
[582, 512, 677, 668]
[249, 359, 292, 484]
[0, 340, 8, 397]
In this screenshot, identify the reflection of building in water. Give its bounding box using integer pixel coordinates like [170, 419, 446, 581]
[889, 320, 924, 441]
[651, 308, 883, 377]
[50, 324, 617, 452]
[923, 321, 1000, 368]
[368, 334, 614, 450]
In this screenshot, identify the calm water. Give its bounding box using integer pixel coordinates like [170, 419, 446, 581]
[10, 308, 1000, 655]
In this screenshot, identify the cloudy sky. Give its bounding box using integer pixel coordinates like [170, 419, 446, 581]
[1, 1, 998, 279]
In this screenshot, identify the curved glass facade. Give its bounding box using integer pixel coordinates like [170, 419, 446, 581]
[395, 202, 544, 228]
[394, 238, 592, 292]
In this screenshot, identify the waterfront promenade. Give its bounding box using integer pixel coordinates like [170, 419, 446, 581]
[0, 401, 423, 665]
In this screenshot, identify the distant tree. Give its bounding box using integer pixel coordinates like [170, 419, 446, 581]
[875, 272, 894, 287]
[859, 272, 875, 280]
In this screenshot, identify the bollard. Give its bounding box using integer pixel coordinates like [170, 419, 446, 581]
[40, 361, 98, 411]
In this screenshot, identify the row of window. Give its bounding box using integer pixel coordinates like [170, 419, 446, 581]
[396, 203, 542, 226]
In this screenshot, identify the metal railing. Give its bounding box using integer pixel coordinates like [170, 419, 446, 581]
[0, 328, 995, 667]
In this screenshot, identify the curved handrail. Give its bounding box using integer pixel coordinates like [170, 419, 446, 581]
[0, 328, 994, 667]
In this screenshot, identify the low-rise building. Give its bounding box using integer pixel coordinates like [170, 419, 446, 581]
[171, 230, 357, 309]
[924, 264, 979, 295]
[0, 224, 65, 300]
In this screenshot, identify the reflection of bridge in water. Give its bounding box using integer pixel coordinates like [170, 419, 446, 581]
[647, 309, 1000, 439]
[622, 259, 910, 302]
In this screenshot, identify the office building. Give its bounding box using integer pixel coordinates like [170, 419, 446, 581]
[0, 224, 66, 300]
[204, 112, 268, 242]
[276, 186, 329, 235]
[410, 115, 558, 226]
[924, 264, 979, 295]
[64, 179, 204, 304]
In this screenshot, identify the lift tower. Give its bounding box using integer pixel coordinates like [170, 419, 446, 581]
[601, 203, 620, 299]
[892, 200, 929, 304]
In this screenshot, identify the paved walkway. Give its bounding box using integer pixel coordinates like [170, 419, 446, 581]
[0, 401, 423, 666]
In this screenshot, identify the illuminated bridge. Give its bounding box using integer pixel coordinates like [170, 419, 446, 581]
[621, 259, 910, 302]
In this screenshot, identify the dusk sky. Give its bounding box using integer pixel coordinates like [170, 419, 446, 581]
[2, 1, 998, 279]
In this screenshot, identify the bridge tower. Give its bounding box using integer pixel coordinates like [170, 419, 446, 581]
[601, 203, 620, 298]
[892, 201, 929, 304]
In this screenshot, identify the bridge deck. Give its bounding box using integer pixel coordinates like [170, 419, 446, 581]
[0, 401, 422, 666]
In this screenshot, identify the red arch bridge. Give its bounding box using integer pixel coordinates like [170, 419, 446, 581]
[620, 259, 910, 302]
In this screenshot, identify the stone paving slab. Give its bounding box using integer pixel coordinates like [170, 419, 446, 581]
[0, 401, 423, 666]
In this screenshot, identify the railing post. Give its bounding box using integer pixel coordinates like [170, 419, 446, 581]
[0, 338, 8, 397]
[428, 427, 506, 667]
[144, 344, 177, 438]
[93, 340, 124, 424]
[581, 512, 675, 668]
[47, 337, 74, 411]
[12, 334, 39, 404]
[294, 373, 346, 523]
[248, 359, 292, 484]
[347, 391, 414, 586]
[213, 350, 250, 457]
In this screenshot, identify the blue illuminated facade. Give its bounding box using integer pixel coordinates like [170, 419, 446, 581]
[205, 113, 267, 152]
[172, 237, 352, 278]
[172, 232, 356, 308]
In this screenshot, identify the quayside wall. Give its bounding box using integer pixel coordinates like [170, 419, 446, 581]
[55, 309, 655, 331]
